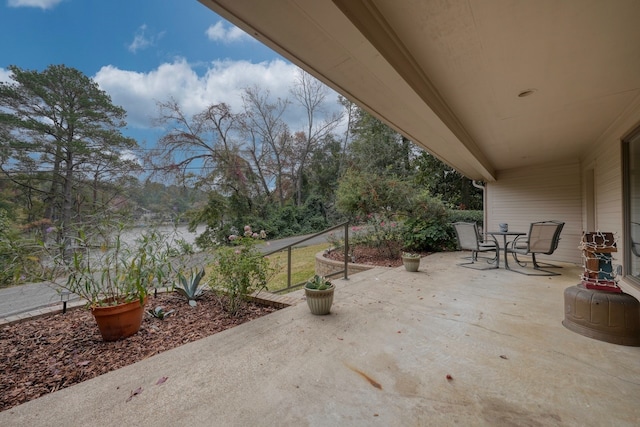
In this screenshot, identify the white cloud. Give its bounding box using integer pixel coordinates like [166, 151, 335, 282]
[2, 60, 343, 138]
[120, 149, 141, 166]
[127, 24, 165, 53]
[205, 21, 252, 44]
[93, 58, 317, 131]
[3, 60, 345, 146]
[7, 0, 62, 9]
[0, 68, 13, 83]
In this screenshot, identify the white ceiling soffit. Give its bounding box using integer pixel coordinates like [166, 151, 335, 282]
[198, 0, 640, 182]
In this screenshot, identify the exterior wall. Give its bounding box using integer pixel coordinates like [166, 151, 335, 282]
[486, 160, 582, 264]
[580, 95, 640, 300]
[580, 136, 622, 247]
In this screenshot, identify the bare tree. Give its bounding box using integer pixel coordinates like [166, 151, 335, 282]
[240, 86, 292, 207]
[151, 99, 267, 227]
[150, 99, 240, 190]
[290, 71, 343, 205]
[337, 95, 357, 175]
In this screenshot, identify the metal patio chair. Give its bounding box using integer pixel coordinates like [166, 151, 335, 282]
[508, 220, 565, 276]
[452, 222, 499, 270]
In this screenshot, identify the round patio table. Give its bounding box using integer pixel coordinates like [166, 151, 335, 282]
[487, 231, 526, 270]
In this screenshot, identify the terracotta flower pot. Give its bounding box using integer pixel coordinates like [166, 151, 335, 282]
[91, 297, 147, 341]
[305, 286, 334, 315]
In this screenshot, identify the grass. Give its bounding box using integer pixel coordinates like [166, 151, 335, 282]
[265, 243, 328, 293]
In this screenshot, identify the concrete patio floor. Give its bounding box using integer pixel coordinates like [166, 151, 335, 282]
[1, 251, 639, 426]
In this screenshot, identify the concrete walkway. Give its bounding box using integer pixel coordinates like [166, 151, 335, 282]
[1, 252, 639, 426]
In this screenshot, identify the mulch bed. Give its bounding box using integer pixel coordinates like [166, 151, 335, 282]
[0, 291, 278, 412]
[324, 243, 430, 268]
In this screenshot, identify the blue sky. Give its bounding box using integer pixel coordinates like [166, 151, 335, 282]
[0, 0, 342, 151]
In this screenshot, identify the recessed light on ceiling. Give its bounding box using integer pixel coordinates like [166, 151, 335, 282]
[517, 89, 536, 98]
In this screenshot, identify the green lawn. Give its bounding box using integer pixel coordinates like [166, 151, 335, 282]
[265, 243, 327, 293]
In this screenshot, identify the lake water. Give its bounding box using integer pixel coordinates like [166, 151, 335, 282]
[119, 224, 207, 250]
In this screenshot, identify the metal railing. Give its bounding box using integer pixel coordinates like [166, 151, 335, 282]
[263, 221, 350, 294]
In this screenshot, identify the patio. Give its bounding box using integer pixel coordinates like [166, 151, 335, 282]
[1, 251, 639, 426]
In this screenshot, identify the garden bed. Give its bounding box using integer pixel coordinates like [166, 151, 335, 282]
[0, 291, 278, 412]
[324, 242, 431, 268]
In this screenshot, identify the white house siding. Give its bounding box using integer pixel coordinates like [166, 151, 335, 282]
[580, 95, 640, 300]
[581, 140, 622, 245]
[486, 160, 582, 264]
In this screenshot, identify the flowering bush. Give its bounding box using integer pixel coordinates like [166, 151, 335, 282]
[208, 225, 275, 315]
[352, 214, 403, 259]
[325, 214, 403, 260]
[326, 230, 344, 251]
[401, 192, 453, 251]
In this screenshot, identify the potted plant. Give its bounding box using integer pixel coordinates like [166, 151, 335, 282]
[401, 252, 421, 272]
[52, 223, 174, 341]
[304, 275, 335, 315]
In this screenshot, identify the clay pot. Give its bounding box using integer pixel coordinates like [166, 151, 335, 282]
[91, 297, 147, 341]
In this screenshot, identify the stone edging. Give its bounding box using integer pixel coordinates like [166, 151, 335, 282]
[315, 249, 377, 278]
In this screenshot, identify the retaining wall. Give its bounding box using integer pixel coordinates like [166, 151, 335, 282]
[315, 250, 375, 278]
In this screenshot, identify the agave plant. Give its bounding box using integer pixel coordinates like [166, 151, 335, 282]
[147, 305, 175, 320]
[304, 274, 333, 290]
[175, 268, 206, 306]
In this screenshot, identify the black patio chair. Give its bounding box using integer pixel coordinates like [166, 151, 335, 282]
[452, 222, 499, 270]
[508, 221, 565, 276]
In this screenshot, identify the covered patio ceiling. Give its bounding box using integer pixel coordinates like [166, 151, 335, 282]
[199, 0, 640, 181]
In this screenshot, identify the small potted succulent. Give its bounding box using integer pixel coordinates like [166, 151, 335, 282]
[401, 252, 421, 272]
[304, 275, 335, 315]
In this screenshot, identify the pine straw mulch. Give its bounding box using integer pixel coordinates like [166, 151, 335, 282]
[0, 291, 279, 412]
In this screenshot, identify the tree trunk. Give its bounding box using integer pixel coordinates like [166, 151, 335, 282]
[43, 144, 63, 233]
[61, 150, 74, 258]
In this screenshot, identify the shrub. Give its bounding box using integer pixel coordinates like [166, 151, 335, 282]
[350, 214, 403, 259]
[447, 209, 483, 225]
[0, 215, 18, 287]
[208, 226, 275, 315]
[401, 193, 453, 252]
[336, 170, 415, 218]
[174, 238, 195, 255]
[0, 210, 43, 287]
